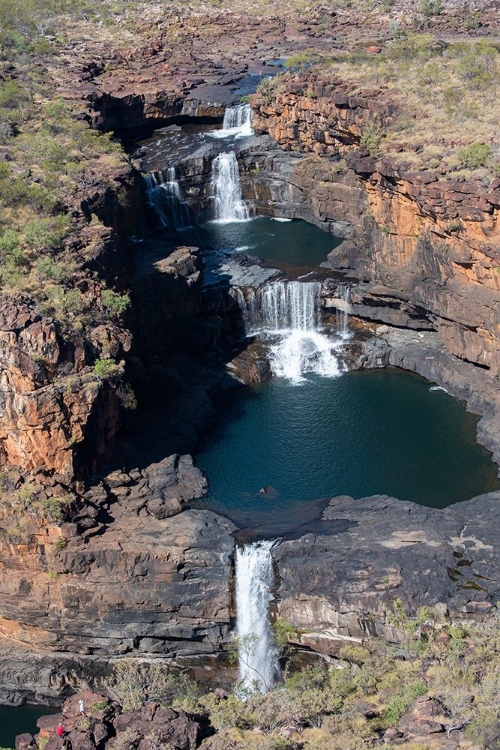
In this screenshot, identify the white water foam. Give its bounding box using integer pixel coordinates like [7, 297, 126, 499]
[234, 280, 342, 383]
[235, 541, 280, 694]
[210, 152, 250, 223]
[211, 104, 254, 139]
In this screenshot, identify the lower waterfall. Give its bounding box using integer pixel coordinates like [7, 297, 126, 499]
[210, 152, 250, 223]
[233, 280, 342, 382]
[235, 541, 280, 694]
[145, 167, 191, 230]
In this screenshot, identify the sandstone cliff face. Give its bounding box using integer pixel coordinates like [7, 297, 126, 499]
[251, 82, 500, 375]
[0, 455, 235, 704]
[0, 295, 123, 477]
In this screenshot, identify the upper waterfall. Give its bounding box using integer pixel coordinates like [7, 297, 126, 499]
[235, 541, 280, 694]
[212, 104, 254, 139]
[144, 167, 192, 231]
[210, 152, 250, 223]
[233, 280, 342, 382]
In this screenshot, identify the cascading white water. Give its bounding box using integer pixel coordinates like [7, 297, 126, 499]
[145, 167, 192, 230]
[235, 541, 280, 694]
[233, 280, 341, 382]
[211, 104, 254, 139]
[210, 152, 249, 223]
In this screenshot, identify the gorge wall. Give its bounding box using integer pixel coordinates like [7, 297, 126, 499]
[249, 79, 500, 376]
[1, 11, 500, 706]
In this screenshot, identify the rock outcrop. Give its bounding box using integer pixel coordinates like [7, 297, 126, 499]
[0, 456, 235, 705]
[274, 490, 500, 655]
[250, 81, 500, 375]
[0, 295, 124, 477]
[23, 690, 202, 750]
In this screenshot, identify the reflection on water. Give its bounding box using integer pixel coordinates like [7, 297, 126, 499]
[195, 370, 499, 530]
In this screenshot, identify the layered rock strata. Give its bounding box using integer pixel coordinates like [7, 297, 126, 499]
[250, 82, 500, 375]
[274, 490, 500, 655]
[0, 456, 235, 705]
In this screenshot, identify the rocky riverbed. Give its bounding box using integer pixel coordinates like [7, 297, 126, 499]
[0, 1, 499, 711]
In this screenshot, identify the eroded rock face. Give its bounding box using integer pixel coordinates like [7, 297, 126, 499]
[0, 456, 235, 704]
[273, 491, 500, 655]
[0, 295, 122, 476]
[28, 690, 201, 750]
[250, 83, 500, 376]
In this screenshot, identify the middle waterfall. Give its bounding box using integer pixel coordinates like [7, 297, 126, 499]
[210, 152, 249, 223]
[234, 280, 342, 382]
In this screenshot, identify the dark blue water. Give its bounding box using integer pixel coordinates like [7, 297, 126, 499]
[181, 217, 341, 282]
[196, 370, 499, 529]
[0, 705, 54, 748]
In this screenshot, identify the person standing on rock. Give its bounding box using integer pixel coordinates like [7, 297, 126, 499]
[56, 723, 65, 738]
[79, 699, 85, 714]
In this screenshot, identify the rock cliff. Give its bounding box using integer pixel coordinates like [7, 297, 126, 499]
[0, 455, 235, 705]
[250, 80, 500, 375]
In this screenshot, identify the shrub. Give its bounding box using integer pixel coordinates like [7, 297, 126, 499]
[102, 660, 196, 711]
[102, 289, 131, 317]
[201, 693, 251, 730]
[459, 143, 492, 168]
[360, 126, 384, 157]
[94, 358, 122, 379]
[284, 51, 318, 72]
[35, 496, 66, 523]
[24, 215, 71, 253]
[384, 681, 427, 725]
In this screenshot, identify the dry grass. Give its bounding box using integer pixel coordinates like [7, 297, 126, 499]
[307, 34, 500, 178]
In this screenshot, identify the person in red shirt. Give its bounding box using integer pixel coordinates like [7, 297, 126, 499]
[56, 724, 65, 738]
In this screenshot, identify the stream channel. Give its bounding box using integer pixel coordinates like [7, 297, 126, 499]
[136, 115, 499, 535]
[3, 106, 500, 744]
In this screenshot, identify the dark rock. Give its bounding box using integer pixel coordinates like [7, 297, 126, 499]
[398, 697, 446, 736]
[15, 734, 36, 750]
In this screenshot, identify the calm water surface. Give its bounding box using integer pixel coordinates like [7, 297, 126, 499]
[181, 217, 341, 280]
[0, 705, 54, 748]
[196, 370, 499, 528]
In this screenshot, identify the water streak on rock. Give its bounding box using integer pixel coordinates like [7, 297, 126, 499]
[145, 167, 192, 230]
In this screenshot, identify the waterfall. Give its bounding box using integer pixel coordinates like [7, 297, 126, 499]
[336, 285, 352, 339]
[233, 280, 341, 382]
[145, 167, 192, 231]
[210, 152, 249, 223]
[235, 541, 280, 694]
[212, 104, 253, 139]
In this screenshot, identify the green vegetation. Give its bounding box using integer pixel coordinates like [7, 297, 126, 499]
[102, 604, 500, 749]
[270, 35, 500, 179]
[360, 125, 384, 157]
[459, 143, 493, 169]
[0, 474, 69, 527]
[94, 358, 122, 379]
[284, 50, 320, 72]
